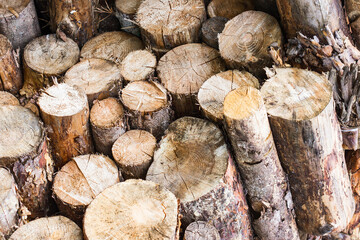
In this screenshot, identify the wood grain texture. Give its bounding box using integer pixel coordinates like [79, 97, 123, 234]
[207, 0, 254, 19]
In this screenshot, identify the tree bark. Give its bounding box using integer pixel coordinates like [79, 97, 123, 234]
[201, 17, 228, 50]
[184, 221, 220, 240]
[224, 87, 300, 239]
[207, 0, 254, 19]
[0, 91, 19, 106]
[261, 68, 355, 235]
[120, 50, 156, 83]
[115, 0, 141, 37]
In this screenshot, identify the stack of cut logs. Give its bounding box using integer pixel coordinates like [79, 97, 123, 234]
[2, 0, 360, 239]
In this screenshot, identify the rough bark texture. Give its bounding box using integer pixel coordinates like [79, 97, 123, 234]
[38, 83, 93, 169]
[147, 117, 253, 239]
[83, 180, 180, 240]
[224, 87, 300, 239]
[120, 50, 156, 83]
[0, 91, 19, 105]
[261, 68, 355, 235]
[115, 0, 141, 37]
[207, 0, 254, 19]
[201, 17, 228, 50]
[184, 221, 220, 240]
[0, 0, 41, 49]
[0, 34, 22, 94]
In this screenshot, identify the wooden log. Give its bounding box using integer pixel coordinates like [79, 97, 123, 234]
[219, 10, 282, 79]
[0, 168, 19, 239]
[0, 0, 41, 49]
[207, 0, 254, 19]
[137, 0, 206, 55]
[20, 34, 79, 97]
[115, 0, 141, 37]
[120, 50, 156, 83]
[63, 58, 122, 106]
[224, 87, 300, 239]
[146, 117, 253, 239]
[201, 17, 228, 50]
[0, 34, 22, 94]
[38, 83, 93, 169]
[90, 97, 126, 156]
[9, 216, 82, 240]
[0, 91, 19, 105]
[112, 130, 156, 179]
[157, 43, 226, 117]
[49, 0, 95, 47]
[53, 154, 120, 224]
[184, 221, 220, 240]
[197, 70, 259, 123]
[83, 179, 180, 240]
[121, 80, 173, 139]
[261, 68, 355, 235]
[0, 105, 54, 219]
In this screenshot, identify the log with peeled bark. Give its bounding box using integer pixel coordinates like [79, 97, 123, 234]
[201, 17, 228, 50]
[115, 0, 141, 37]
[261, 67, 355, 235]
[0, 34, 22, 94]
[146, 117, 253, 239]
[38, 83, 93, 169]
[20, 34, 79, 97]
[224, 87, 300, 239]
[157, 43, 226, 117]
[197, 70, 259, 123]
[137, 0, 206, 55]
[112, 130, 156, 179]
[90, 98, 126, 156]
[219, 10, 282, 79]
[83, 179, 180, 240]
[63, 58, 122, 106]
[80, 31, 144, 64]
[207, 0, 254, 19]
[0, 105, 54, 219]
[0, 91, 19, 105]
[9, 216, 82, 240]
[121, 80, 173, 139]
[184, 221, 220, 240]
[53, 154, 120, 224]
[0, 0, 40, 49]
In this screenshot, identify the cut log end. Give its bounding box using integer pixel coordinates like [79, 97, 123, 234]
[0, 91, 19, 106]
[184, 221, 220, 240]
[90, 97, 124, 129]
[120, 50, 156, 82]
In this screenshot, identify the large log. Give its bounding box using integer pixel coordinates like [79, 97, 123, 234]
[224, 87, 300, 239]
[261, 67, 355, 235]
[115, 0, 141, 36]
[83, 180, 180, 240]
[120, 50, 156, 83]
[207, 0, 254, 19]
[146, 117, 253, 239]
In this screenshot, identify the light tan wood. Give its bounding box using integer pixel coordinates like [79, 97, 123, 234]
[115, 0, 142, 36]
[120, 50, 156, 83]
[207, 0, 254, 19]
[83, 179, 179, 240]
[0, 91, 19, 105]
[184, 221, 220, 240]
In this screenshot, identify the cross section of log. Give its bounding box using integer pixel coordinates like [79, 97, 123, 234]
[115, 0, 142, 36]
[184, 221, 220, 240]
[0, 91, 19, 105]
[207, 0, 254, 19]
[120, 50, 156, 83]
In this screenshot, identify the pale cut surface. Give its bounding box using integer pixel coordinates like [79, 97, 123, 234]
[24, 34, 79, 75]
[261, 68, 332, 120]
[184, 221, 220, 240]
[157, 43, 226, 95]
[80, 31, 144, 64]
[115, 0, 142, 15]
[0, 34, 11, 57]
[83, 179, 178, 240]
[9, 216, 82, 240]
[121, 80, 167, 112]
[0, 91, 19, 105]
[90, 98, 124, 128]
[146, 117, 228, 202]
[207, 0, 254, 19]
[0, 0, 29, 17]
[38, 83, 87, 117]
[120, 50, 156, 82]
[0, 106, 42, 159]
[198, 70, 259, 121]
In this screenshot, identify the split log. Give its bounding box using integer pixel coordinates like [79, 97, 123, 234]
[0, 91, 19, 105]
[121, 80, 173, 139]
[137, 0, 206, 55]
[219, 10, 282, 79]
[201, 17, 228, 49]
[38, 83, 93, 168]
[0, 0, 41, 49]
[197, 70, 259, 123]
[20, 34, 79, 97]
[0, 34, 22, 94]
[49, 0, 95, 46]
[90, 97, 126, 156]
[63, 58, 122, 106]
[53, 154, 120, 224]
[112, 130, 156, 179]
[157, 43, 226, 117]
[0, 168, 19, 239]
[80, 31, 143, 65]
[83, 179, 180, 240]
[120, 50, 156, 83]
[0, 105, 54, 219]
[146, 117, 253, 239]
[9, 216, 82, 240]
[223, 87, 300, 239]
[115, 0, 141, 37]
[207, 0, 254, 19]
[184, 221, 220, 240]
[261, 67, 355, 235]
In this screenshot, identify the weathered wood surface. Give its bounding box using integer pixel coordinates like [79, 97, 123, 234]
[120, 50, 156, 83]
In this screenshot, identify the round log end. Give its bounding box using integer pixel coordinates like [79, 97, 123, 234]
[0, 91, 19, 106]
[184, 221, 220, 240]
[120, 50, 156, 82]
[90, 97, 124, 129]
